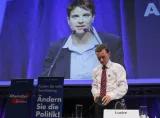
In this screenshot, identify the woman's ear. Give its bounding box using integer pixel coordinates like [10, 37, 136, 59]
[91, 15, 95, 23]
[67, 17, 70, 25]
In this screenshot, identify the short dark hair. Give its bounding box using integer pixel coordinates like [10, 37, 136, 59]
[67, 0, 95, 17]
[95, 44, 110, 53]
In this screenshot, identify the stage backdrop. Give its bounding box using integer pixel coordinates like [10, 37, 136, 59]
[0, 0, 160, 80]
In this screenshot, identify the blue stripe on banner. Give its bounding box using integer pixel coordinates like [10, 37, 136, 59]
[0, 0, 7, 34]
[135, 0, 160, 78]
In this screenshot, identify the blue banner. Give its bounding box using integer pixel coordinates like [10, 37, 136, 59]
[34, 77, 64, 118]
[135, 1, 160, 78]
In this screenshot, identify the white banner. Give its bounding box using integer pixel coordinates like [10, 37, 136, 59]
[103, 109, 139, 118]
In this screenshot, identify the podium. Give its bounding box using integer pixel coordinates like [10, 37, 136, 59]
[103, 109, 139, 118]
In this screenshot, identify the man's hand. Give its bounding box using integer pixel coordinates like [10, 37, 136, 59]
[94, 96, 99, 103]
[102, 95, 111, 105]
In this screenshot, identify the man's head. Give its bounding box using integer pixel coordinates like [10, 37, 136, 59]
[67, 0, 95, 34]
[95, 44, 110, 66]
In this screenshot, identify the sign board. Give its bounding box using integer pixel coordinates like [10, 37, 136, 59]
[34, 77, 64, 118]
[103, 109, 139, 118]
[5, 79, 33, 118]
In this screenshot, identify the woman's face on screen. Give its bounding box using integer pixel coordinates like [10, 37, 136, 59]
[68, 6, 94, 34]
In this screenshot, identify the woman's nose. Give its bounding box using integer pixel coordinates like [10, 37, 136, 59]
[78, 17, 84, 24]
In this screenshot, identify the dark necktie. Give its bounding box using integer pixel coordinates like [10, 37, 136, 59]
[100, 65, 107, 97]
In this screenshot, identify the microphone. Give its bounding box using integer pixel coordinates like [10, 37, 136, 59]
[72, 27, 101, 46]
[72, 28, 89, 34]
[72, 30, 76, 34]
[47, 38, 67, 77]
[83, 28, 90, 32]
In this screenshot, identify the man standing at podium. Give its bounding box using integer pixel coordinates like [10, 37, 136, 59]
[91, 44, 128, 118]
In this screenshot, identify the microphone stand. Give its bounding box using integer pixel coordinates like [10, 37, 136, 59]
[47, 38, 67, 77]
[90, 27, 101, 44]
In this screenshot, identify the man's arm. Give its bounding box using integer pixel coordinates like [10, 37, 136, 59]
[91, 68, 100, 102]
[107, 64, 128, 100]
